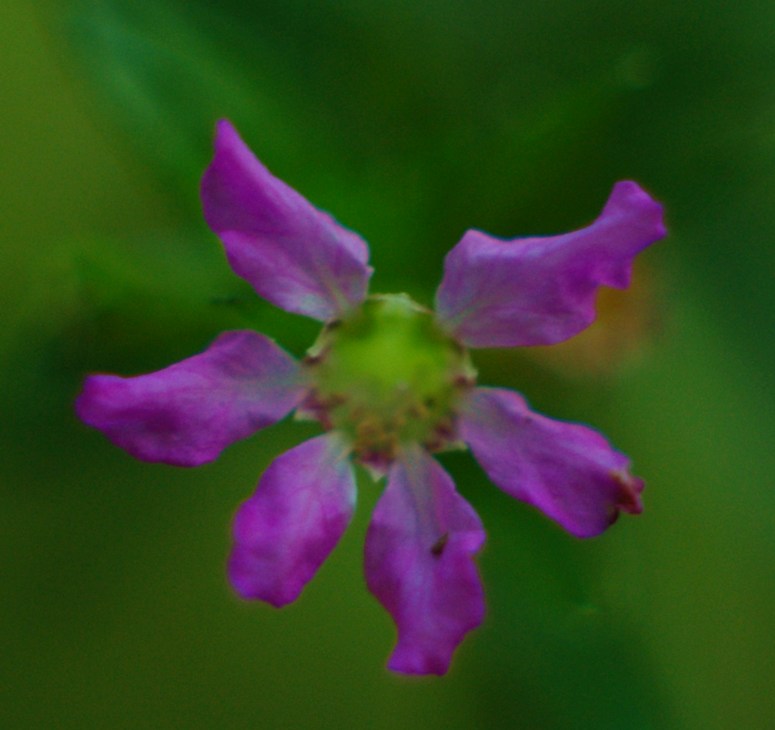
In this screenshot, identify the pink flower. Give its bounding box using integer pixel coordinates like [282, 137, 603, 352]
[77, 120, 666, 675]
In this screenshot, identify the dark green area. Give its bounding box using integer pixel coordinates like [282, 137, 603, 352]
[2, 0, 775, 727]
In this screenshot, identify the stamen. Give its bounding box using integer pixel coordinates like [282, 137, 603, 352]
[303, 294, 476, 467]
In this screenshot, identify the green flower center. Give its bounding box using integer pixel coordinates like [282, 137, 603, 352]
[303, 294, 475, 469]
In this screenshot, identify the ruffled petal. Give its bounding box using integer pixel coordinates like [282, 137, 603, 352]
[434, 181, 666, 348]
[76, 331, 303, 467]
[228, 433, 356, 606]
[201, 119, 373, 321]
[364, 445, 485, 675]
[460, 388, 643, 538]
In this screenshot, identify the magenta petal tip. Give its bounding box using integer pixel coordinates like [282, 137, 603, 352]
[76, 331, 303, 467]
[460, 388, 645, 538]
[435, 181, 666, 348]
[228, 434, 356, 606]
[365, 446, 485, 675]
[201, 119, 372, 321]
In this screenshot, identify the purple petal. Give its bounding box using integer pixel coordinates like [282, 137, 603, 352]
[201, 119, 373, 321]
[228, 434, 356, 606]
[460, 388, 644, 538]
[365, 445, 485, 675]
[435, 181, 666, 348]
[76, 331, 303, 467]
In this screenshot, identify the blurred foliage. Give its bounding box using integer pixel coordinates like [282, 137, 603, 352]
[2, 0, 775, 728]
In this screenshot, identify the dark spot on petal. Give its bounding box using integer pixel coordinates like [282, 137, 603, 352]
[610, 470, 645, 514]
[431, 533, 449, 557]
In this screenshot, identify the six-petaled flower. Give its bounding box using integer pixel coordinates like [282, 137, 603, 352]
[77, 119, 666, 675]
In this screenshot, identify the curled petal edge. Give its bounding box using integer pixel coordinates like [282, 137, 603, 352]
[201, 119, 372, 321]
[435, 181, 666, 348]
[76, 330, 304, 467]
[460, 387, 643, 538]
[365, 445, 485, 675]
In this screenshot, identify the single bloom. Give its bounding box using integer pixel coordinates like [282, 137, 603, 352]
[77, 119, 666, 675]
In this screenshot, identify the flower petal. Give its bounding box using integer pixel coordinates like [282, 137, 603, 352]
[364, 445, 485, 675]
[76, 331, 303, 467]
[460, 388, 644, 538]
[434, 181, 666, 348]
[201, 119, 373, 321]
[228, 433, 356, 606]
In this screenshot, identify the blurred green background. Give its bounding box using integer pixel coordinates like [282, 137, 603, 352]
[3, 0, 775, 728]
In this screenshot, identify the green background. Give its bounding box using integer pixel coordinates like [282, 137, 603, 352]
[3, 1, 775, 728]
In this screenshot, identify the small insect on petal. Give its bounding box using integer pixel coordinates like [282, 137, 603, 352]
[431, 532, 449, 557]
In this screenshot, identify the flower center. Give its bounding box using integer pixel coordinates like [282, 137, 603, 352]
[302, 294, 475, 470]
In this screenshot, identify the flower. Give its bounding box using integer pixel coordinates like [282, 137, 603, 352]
[76, 119, 666, 676]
